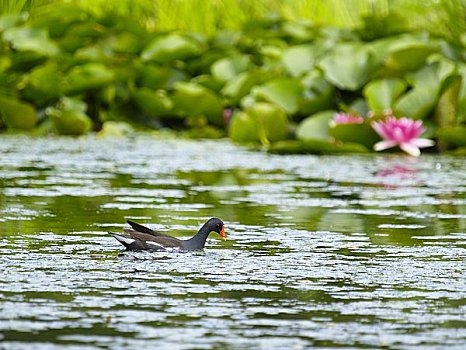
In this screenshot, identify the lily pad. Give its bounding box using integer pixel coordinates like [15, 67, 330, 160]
[384, 39, 438, 74]
[299, 71, 335, 116]
[229, 102, 288, 145]
[46, 97, 92, 135]
[74, 44, 112, 62]
[9, 51, 47, 71]
[57, 22, 104, 52]
[281, 21, 316, 41]
[3, 27, 60, 56]
[111, 32, 144, 54]
[172, 82, 223, 124]
[330, 122, 380, 149]
[211, 55, 250, 82]
[141, 34, 202, 64]
[282, 45, 314, 77]
[296, 110, 335, 141]
[435, 75, 462, 150]
[251, 78, 303, 114]
[320, 43, 382, 91]
[436, 126, 466, 147]
[435, 75, 461, 127]
[0, 94, 37, 130]
[228, 111, 258, 143]
[221, 68, 275, 105]
[394, 87, 438, 119]
[363, 78, 407, 112]
[132, 88, 174, 118]
[191, 74, 224, 92]
[407, 60, 457, 92]
[138, 64, 187, 90]
[64, 63, 115, 95]
[98, 121, 133, 137]
[23, 63, 64, 104]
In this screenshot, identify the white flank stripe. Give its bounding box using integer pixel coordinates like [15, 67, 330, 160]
[146, 241, 164, 248]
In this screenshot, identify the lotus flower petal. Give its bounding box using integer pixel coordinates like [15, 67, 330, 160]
[412, 138, 435, 148]
[333, 113, 364, 125]
[400, 142, 421, 157]
[374, 140, 398, 151]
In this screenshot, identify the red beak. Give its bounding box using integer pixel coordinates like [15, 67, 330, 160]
[219, 226, 226, 241]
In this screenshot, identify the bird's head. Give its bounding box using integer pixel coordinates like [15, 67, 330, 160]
[207, 217, 226, 241]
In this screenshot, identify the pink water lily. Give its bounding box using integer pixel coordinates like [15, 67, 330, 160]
[371, 117, 435, 156]
[333, 112, 364, 125]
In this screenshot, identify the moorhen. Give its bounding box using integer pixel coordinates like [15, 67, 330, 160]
[111, 218, 226, 251]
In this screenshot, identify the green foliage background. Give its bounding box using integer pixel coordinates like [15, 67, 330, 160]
[0, 0, 465, 154]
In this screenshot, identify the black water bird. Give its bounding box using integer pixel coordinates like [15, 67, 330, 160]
[111, 218, 226, 251]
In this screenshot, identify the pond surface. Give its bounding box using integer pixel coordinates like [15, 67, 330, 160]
[1, 135, 466, 349]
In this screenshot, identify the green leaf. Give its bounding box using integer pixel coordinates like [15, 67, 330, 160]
[64, 63, 114, 95]
[299, 71, 335, 115]
[98, 121, 133, 137]
[137, 64, 187, 90]
[406, 60, 456, 91]
[363, 78, 407, 112]
[211, 55, 250, 82]
[0, 14, 27, 32]
[74, 44, 111, 62]
[435, 75, 461, 127]
[394, 87, 438, 119]
[132, 88, 174, 118]
[320, 43, 382, 91]
[457, 64, 466, 123]
[191, 74, 224, 92]
[9, 51, 46, 71]
[435, 75, 462, 150]
[58, 22, 105, 52]
[23, 63, 64, 104]
[282, 45, 314, 77]
[384, 39, 438, 74]
[228, 111, 259, 143]
[141, 34, 202, 64]
[46, 97, 92, 135]
[252, 78, 303, 114]
[329, 122, 379, 149]
[349, 98, 369, 116]
[229, 103, 288, 145]
[0, 94, 36, 130]
[221, 68, 274, 105]
[172, 82, 223, 124]
[296, 110, 335, 141]
[3, 27, 59, 56]
[282, 21, 316, 41]
[111, 32, 144, 54]
[436, 126, 466, 147]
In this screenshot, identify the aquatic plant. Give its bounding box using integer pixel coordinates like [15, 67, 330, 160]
[332, 113, 364, 125]
[372, 116, 435, 156]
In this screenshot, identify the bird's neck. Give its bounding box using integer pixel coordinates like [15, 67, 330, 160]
[184, 223, 212, 249]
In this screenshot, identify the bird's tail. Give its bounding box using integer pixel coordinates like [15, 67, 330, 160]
[110, 232, 136, 248]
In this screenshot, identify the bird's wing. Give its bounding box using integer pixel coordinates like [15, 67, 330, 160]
[126, 220, 174, 238]
[120, 230, 183, 248]
[111, 233, 166, 251]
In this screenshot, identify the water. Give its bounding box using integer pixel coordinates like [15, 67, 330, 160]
[1, 135, 465, 349]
